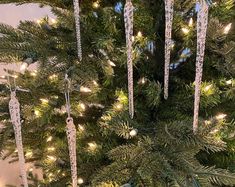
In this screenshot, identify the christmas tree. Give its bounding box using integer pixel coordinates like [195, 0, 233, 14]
[0, 0, 235, 186]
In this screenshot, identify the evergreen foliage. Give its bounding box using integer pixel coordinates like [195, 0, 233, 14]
[0, 0, 234, 186]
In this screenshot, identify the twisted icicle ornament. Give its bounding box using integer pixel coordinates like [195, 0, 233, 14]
[66, 117, 77, 187]
[193, 0, 209, 133]
[73, 0, 82, 61]
[124, 0, 134, 118]
[64, 75, 77, 187]
[9, 91, 28, 187]
[164, 0, 174, 100]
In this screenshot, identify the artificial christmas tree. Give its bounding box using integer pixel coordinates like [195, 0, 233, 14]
[0, 0, 234, 186]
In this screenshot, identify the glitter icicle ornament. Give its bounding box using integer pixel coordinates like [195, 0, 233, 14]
[124, 0, 134, 118]
[9, 91, 28, 187]
[73, 0, 82, 61]
[64, 75, 77, 187]
[164, 0, 174, 99]
[193, 0, 209, 133]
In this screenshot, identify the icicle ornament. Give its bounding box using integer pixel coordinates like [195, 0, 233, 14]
[73, 0, 82, 61]
[64, 75, 77, 187]
[9, 91, 28, 187]
[193, 0, 209, 133]
[164, 0, 174, 99]
[124, 0, 134, 118]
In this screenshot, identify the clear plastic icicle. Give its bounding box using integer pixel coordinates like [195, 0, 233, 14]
[124, 0, 134, 118]
[9, 91, 28, 187]
[73, 0, 82, 61]
[164, 0, 174, 100]
[193, 0, 209, 134]
[65, 75, 77, 187]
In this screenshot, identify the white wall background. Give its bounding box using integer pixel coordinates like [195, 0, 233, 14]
[0, 3, 52, 186]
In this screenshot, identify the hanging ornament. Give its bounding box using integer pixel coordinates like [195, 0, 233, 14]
[9, 91, 28, 187]
[73, 0, 82, 61]
[164, 0, 174, 100]
[64, 75, 77, 187]
[124, 0, 134, 118]
[193, 0, 209, 133]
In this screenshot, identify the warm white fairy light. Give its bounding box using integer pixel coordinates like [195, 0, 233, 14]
[12, 75, 18, 79]
[204, 120, 212, 125]
[130, 129, 138, 137]
[182, 28, 189, 34]
[188, 18, 193, 27]
[137, 31, 143, 38]
[216, 114, 227, 120]
[79, 103, 86, 110]
[108, 60, 116, 67]
[47, 136, 53, 142]
[30, 71, 37, 77]
[138, 77, 146, 85]
[40, 98, 49, 104]
[93, 80, 98, 86]
[131, 36, 135, 42]
[78, 178, 84, 184]
[204, 84, 212, 91]
[25, 151, 33, 158]
[49, 74, 58, 80]
[80, 86, 92, 93]
[115, 103, 123, 110]
[47, 147, 55, 151]
[36, 19, 42, 24]
[78, 125, 85, 131]
[50, 18, 57, 24]
[223, 23, 232, 34]
[0, 75, 5, 79]
[47, 155, 56, 162]
[20, 62, 28, 72]
[29, 167, 34, 172]
[88, 142, 97, 151]
[210, 129, 219, 134]
[226, 80, 232, 85]
[34, 110, 41, 117]
[92, 1, 100, 8]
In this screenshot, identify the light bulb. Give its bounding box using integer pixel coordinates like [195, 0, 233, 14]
[47, 136, 53, 142]
[47, 147, 55, 151]
[20, 62, 28, 72]
[204, 84, 212, 91]
[224, 23, 232, 34]
[115, 103, 123, 110]
[78, 178, 84, 184]
[49, 74, 58, 80]
[93, 80, 98, 86]
[40, 98, 49, 104]
[25, 151, 33, 157]
[137, 31, 143, 38]
[36, 19, 42, 24]
[0, 75, 5, 79]
[92, 1, 100, 8]
[132, 36, 135, 42]
[50, 18, 57, 24]
[182, 28, 189, 34]
[138, 77, 146, 84]
[78, 125, 85, 131]
[47, 155, 56, 162]
[226, 80, 232, 85]
[30, 71, 37, 77]
[130, 129, 138, 137]
[34, 110, 41, 117]
[108, 60, 116, 67]
[80, 86, 92, 93]
[216, 114, 227, 120]
[88, 142, 97, 151]
[79, 103, 86, 110]
[188, 18, 193, 27]
[29, 168, 33, 172]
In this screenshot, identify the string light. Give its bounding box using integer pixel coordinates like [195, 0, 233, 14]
[29, 168, 33, 172]
[137, 31, 143, 38]
[30, 71, 37, 77]
[34, 110, 41, 117]
[78, 178, 84, 184]
[131, 36, 135, 42]
[47, 136, 53, 142]
[216, 114, 227, 120]
[93, 80, 98, 86]
[78, 125, 85, 131]
[47, 147, 55, 151]
[130, 129, 138, 137]
[25, 151, 33, 158]
[0, 75, 5, 79]
[204, 120, 212, 125]
[20, 62, 28, 72]
[108, 60, 116, 67]
[40, 98, 49, 104]
[49, 74, 58, 80]
[223, 23, 232, 34]
[12, 75, 18, 79]
[138, 77, 146, 85]
[226, 80, 232, 85]
[188, 18, 193, 27]
[115, 103, 123, 110]
[182, 28, 189, 34]
[79, 103, 86, 110]
[47, 155, 56, 162]
[92, 1, 100, 8]
[36, 19, 42, 24]
[50, 18, 57, 24]
[80, 86, 92, 93]
[204, 84, 212, 91]
[88, 142, 97, 151]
